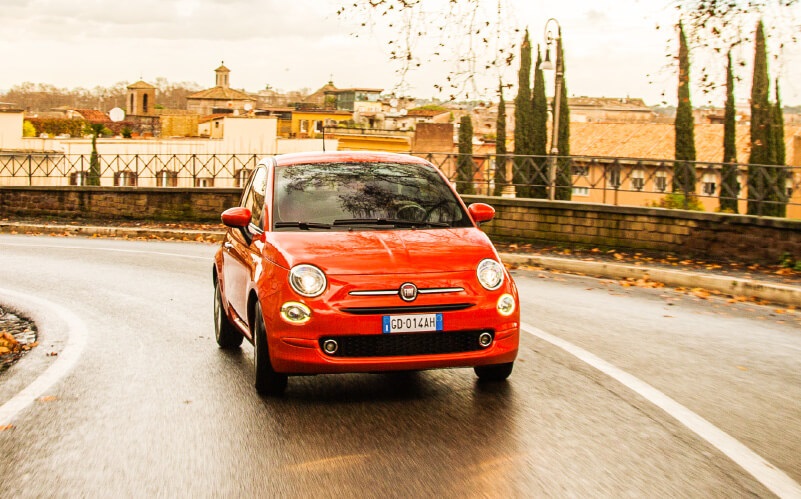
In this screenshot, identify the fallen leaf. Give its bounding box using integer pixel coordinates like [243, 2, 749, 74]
[37, 396, 58, 402]
[0, 424, 13, 431]
[736, 366, 748, 371]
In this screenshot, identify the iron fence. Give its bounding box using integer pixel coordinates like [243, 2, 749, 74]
[0, 151, 798, 216]
[0, 153, 261, 188]
[413, 152, 800, 217]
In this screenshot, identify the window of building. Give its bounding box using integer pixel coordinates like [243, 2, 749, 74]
[608, 168, 621, 188]
[143, 94, 149, 114]
[787, 178, 795, 199]
[631, 169, 645, 191]
[157, 169, 178, 187]
[573, 165, 589, 176]
[702, 172, 717, 196]
[195, 177, 214, 187]
[114, 170, 138, 187]
[299, 120, 309, 133]
[69, 171, 88, 186]
[572, 187, 589, 197]
[655, 171, 668, 192]
[236, 168, 253, 188]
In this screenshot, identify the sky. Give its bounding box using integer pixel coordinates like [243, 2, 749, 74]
[1, 0, 800, 106]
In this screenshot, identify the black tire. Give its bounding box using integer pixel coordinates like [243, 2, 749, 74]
[253, 303, 288, 396]
[214, 279, 243, 349]
[474, 362, 514, 382]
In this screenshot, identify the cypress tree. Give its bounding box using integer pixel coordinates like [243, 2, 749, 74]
[88, 123, 104, 186]
[554, 32, 572, 201]
[674, 21, 697, 195]
[530, 45, 549, 199]
[771, 80, 787, 217]
[747, 20, 770, 215]
[513, 30, 533, 198]
[720, 49, 739, 213]
[493, 81, 507, 197]
[456, 114, 475, 194]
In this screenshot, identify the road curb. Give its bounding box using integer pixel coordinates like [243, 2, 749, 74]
[500, 253, 801, 308]
[0, 222, 225, 242]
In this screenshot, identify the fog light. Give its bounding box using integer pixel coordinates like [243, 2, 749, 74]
[280, 301, 311, 324]
[478, 332, 493, 348]
[322, 339, 338, 355]
[496, 294, 516, 316]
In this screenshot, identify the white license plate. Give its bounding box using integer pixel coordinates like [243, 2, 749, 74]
[382, 313, 443, 334]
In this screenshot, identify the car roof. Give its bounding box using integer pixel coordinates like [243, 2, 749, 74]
[270, 151, 432, 167]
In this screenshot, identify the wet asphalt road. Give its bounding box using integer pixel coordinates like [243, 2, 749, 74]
[0, 235, 799, 497]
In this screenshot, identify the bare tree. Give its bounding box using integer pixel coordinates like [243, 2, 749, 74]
[336, 1, 799, 101]
[336, 0, 519, 99]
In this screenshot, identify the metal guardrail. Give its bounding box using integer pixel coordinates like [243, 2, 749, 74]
[0, 151, 798, 216]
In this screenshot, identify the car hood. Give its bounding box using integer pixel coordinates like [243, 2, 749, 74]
[265, 228, 499, 275]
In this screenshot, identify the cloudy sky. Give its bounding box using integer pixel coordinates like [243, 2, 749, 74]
[1, 0, 799, 106]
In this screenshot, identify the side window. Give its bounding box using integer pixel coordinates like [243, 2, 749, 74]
[248, 167, 268, 229]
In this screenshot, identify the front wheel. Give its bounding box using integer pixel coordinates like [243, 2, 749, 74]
[214, 279, 243, 349]
[474, 362, 514, 382]
[253, 302, 288, 396]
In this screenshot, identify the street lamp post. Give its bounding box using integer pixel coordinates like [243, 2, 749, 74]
[540, 18, 563, 201]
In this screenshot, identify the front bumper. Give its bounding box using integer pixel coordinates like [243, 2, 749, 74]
[261, 269, 520, 374]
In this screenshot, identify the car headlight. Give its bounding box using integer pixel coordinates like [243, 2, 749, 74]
[477, 258, 504, 290]
[281, 301, 312, 324]
[497, 294, 516, 316]
[289, 264, 327, 297]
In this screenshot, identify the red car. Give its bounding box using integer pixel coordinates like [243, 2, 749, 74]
[213, 151, 519, 395]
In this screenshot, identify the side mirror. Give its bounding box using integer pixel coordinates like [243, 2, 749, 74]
[221, 207, 252, 228]
[467, 203, 495, 224]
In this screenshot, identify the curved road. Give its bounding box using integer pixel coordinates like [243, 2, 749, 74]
[0, 235, 799, 497]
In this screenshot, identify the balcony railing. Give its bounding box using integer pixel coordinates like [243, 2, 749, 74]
[0, 151, 798, 217]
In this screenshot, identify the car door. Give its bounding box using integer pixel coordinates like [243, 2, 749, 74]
[222, 167, 268, 324]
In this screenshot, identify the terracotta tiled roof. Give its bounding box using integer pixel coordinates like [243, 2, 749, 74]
[569, 97, 650, 110]
[74, 109, 111, 123]
[407, 109, 449, 118]
[568, 123, 801, 163]
[198, 114, 229, 124]
[187, 86, 252, 101]
[127, 80, 156, 90]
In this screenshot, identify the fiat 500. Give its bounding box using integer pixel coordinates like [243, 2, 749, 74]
[213, 151, 519, 395]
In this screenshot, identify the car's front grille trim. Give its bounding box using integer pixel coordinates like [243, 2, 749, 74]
[340, 303, 474, 315]
[320, 330, 494, 357]
[348, 287, 464, 297]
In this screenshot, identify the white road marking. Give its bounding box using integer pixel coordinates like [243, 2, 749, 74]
[0, 288, 88, 426]
[0, 242, 210, 260]
[522, 322, 801, 499]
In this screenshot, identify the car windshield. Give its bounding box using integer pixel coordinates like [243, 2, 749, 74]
[272, 161, 472, 231]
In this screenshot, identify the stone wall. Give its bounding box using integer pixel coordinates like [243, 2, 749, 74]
[464, 195, 801, 263]
[1, 186, 799, 263]
[0, 186, 241, 222]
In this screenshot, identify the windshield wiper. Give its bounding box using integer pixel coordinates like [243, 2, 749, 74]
[332, 218, 450, 228]
[274, 221, 333, 230]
